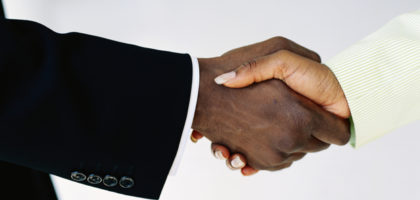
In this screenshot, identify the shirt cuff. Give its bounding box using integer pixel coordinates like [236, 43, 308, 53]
[168, 55, 199, 176]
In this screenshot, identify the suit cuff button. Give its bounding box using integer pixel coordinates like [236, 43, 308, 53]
[87, 174, 102, 184]
[70, 171, 86, 182]
[103, 175, 118, 187]
[119, 176, 134, 188]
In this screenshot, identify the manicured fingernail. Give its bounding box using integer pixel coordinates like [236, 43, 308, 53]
[226, 162, 235, 170]
[190, 135, 197, 143]
[214, 150, 226, 160]
[231, 156, 245, 168]
[214, 71, 236, 85]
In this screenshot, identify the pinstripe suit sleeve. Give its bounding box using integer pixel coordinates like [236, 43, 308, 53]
[325, 10, 420, 148]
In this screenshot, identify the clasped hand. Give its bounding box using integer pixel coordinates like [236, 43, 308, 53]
[191, 37, 351, 175]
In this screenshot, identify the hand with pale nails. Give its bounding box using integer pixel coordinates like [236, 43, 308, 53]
[191, 37, 350, 176]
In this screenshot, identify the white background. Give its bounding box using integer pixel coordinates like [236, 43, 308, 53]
[3, 0, 420, 200]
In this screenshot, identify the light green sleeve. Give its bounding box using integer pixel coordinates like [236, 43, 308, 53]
[325, 10, 420, 148]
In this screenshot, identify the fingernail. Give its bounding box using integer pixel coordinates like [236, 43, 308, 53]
[226, 161, 235, 170]
[214, 150, 226, 160]
[231, 156, 245, 168]
[190, 135, 197, 143]
[214, 71, 236, 85]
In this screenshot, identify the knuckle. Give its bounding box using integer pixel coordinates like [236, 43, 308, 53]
[251, 152, 288, 170]
[292, 107, 313, 127]
[276, 132, 303, 152]
[241, 60, 255, 72]
[272, 50, 290, 73]
[335, 120, 351, 145]
[242, 59, 263, 81]
[247, 59, 258, 72]
[248, 162, 268, 170]
[272, 36, 286, 41]
[267, 162, 293, 171]
[275, 49, 292, 59]
[270, 36, 288, 47]
[311, 52, 322, 62]
[273, 152, 289, 164]
[283, 162, 293, 168]
[318, 143, 331, 151]
[291, 153, 306, 161]
[281, 162, 293, 169]
[337, 132, 350, 145]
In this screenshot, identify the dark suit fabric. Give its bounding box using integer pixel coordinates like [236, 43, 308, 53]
[0, 3, 192, 199]
[0, 161, 58, 200]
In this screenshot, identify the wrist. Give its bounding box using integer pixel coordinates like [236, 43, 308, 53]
[192, 57, 222, 131]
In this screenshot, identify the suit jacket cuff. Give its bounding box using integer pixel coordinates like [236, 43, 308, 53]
[168, 55, 200, 175]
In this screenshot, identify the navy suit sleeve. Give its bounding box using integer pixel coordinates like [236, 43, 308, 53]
[0, 18, 192, 199]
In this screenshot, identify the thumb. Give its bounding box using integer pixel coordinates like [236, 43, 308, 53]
[214, 57, 277, 88]
[214, 50, 297, 88]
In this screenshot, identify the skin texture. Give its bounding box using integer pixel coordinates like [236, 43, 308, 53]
[192, 37, 350, 172]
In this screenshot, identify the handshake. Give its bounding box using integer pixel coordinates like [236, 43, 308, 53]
[191, 37, 351, 175]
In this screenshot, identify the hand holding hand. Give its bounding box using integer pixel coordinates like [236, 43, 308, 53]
[191, 37, 350, 175]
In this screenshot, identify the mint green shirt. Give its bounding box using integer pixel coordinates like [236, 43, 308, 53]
[325, 10, 420, 148]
